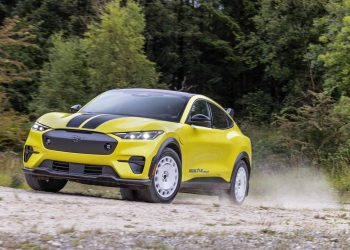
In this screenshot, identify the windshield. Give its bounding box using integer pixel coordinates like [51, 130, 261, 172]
[81, 90, 189, 122]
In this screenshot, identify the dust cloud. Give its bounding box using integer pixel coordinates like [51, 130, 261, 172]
[246, 167, 338, 209]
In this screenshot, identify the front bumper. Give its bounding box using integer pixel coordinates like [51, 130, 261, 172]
[23, 160, 151, 188]
[23, 129, 164, 180]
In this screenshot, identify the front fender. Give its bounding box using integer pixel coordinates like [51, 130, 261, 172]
[148, 137, 182, 178]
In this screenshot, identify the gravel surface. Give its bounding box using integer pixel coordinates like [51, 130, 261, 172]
[0, 186, 349, 249]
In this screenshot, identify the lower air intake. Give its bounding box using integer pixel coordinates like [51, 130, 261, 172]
[84, 166, 103, 175]
[52, 161, 69, 172]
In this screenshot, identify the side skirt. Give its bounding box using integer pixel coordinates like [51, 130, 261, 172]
[180, 177, 230, 195]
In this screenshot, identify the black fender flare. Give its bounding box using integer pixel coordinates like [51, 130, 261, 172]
[233, 152, 251, 176]
[148, 137, 182, 178]
[230, 151, 251, 196]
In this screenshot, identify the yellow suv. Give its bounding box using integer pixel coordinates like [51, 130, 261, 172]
[23, 89, 252, 204]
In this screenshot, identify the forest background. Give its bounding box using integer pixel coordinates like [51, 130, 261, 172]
[0, 0, 349, 192]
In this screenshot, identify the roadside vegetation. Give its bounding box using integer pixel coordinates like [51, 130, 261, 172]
[0, 0, 349, 193]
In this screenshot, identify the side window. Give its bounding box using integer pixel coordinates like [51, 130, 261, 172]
[209, 103, 233, 129]
[189, 100, 210, 118]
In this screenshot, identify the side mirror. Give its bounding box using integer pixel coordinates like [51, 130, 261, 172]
[70, 104, 82, 113]
[226, 108, 234, 118]
[188, 114, 211, 128]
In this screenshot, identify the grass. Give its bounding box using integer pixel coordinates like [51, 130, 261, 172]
[20, 242, 47, 250]
[135, 239, 168, 250]
[40, 235, 54, 243]
[330, 171, 350, 195]
[59, 226, 76, 234]
[62, 182, 121, 199]
[205, 223, 216, 227]
[260, 228, 277, 235]
[0, 152, 28, 189]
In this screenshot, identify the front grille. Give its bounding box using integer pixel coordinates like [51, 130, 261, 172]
[52, 161, 69, 172]
[84, 166, 103, 175]
[42, 130, 117, 155]
[38, 160, 118, 178]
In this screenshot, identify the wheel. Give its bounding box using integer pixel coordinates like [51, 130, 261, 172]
[228, 160, 249, 205]
[138, 148, 181, 203]
[25, 173, 67, 192]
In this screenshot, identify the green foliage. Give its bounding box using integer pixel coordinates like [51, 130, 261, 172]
[84, 0, 160, 93]
[245, 0, 327, 100]
[239, 90, 273, 124]
[32, 0, 160, 114]
[31, 35, 89, 114]
[14, 0, 96, 39]
[140, 0, 245, 104]
[276, 91, 350, 172]
[0, 17, 36, 84]
[331, 170, 350, 193]
[0, 151, 28, 189]
[0, 93, 29, 151]
[314, 0, 350, 96]
[0, 16, 44, 113]
[9, 174, 23, 188]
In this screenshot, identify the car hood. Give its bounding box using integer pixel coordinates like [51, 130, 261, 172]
[37, 112, 179, 133]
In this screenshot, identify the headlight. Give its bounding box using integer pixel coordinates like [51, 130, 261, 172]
[32, 122, 50, 132]
[114, 131, 163, 140]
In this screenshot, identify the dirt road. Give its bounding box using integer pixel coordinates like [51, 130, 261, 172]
[0, 186, 349, 249]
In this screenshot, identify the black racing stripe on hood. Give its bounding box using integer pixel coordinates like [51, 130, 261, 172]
[82, 114, 126, 129]
[66, 114, 97, 128]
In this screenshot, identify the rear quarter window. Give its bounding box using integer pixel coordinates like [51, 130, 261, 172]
[209, 103, 234, 129]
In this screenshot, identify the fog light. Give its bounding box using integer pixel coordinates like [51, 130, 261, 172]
[128, 156, 145, 174]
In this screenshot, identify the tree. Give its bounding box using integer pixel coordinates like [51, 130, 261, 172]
[0, 18, 34, 85]
[314, 0, 350, 97]
[0, 18, 32, 150]
[31, 35, 89, 114]
[84, 0, 160, 93]
[139, 0, 245, 105]
[0, 0, 18, 24]
[14, 0, 96, 40]
[244, 0, 327, 103]
[32, 0, 160, 114]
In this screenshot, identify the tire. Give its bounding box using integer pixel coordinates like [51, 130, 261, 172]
[120, 188, 139, 201]
[227, 160, 249, 205]
[25, 173, 67, 193]
[138, 148, 181, 203]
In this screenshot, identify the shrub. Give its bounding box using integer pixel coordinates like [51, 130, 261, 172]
[275, 91, 349, 173]
[238, 90, 273, 124]
[0, 93, 29, 151]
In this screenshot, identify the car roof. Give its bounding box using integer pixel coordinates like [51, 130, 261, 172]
[109, 88, 196, 99]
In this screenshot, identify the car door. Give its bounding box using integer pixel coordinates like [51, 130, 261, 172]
[207, 102, 235, 179]
[180, 99, 221, 180]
